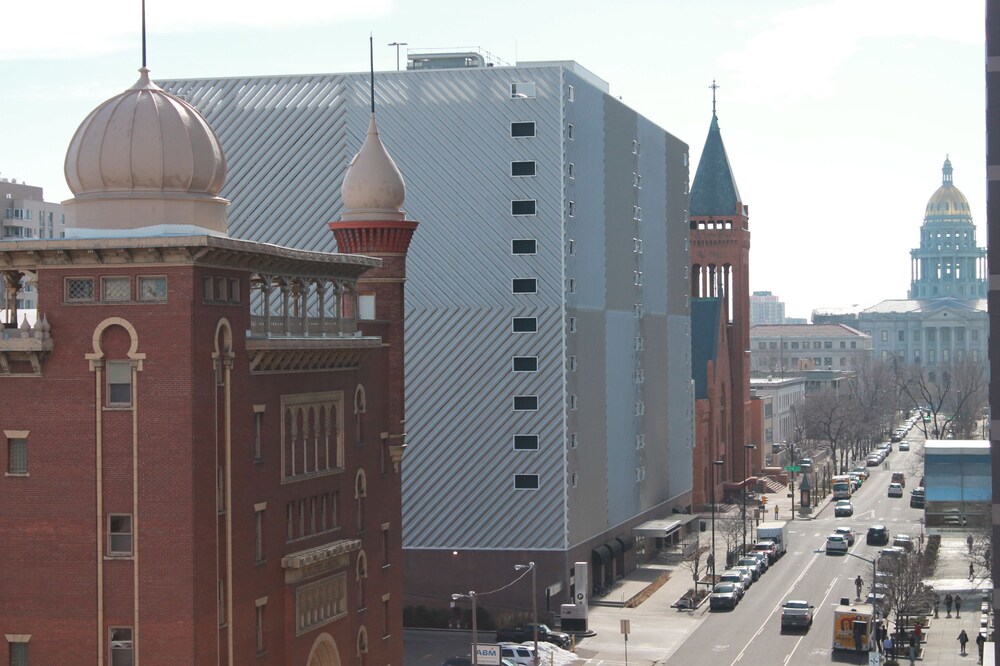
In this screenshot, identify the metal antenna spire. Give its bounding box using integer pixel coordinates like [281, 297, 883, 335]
[369, 34, 375, 115]
[142, 0, 147, 68]
[709, 80, 719, 116]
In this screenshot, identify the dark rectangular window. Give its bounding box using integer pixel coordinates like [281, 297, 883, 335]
[513, 434, 539, 450]
[512, 239, 536, 254]
[511, 161, 536, 176]
[107, 361, 132, 407]
[512, 278, 537, 294]
[511, 200, 536, 216]
[9, 643, 27, 666]
[514, 474, 539, 490]
[511, 122, 536, 138]
[512, 317, 537, 333]
[512, 356, 538, 372]
[108, 514, 133, 556]
[109, 628, 133, 666]
[8, 437, 27, 474]
[513, 395, 538, 411]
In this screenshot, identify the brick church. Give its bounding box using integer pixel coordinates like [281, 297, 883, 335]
[0, 64, 413, 666]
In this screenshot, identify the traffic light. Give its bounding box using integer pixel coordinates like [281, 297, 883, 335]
[761, 495, 768, 505]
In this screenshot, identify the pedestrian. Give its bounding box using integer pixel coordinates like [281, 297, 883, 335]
[908, 633, 917, 665]
[959, 629, 970, 655]
[970, 561, 975, 580]
[955, 593, 963, 618]
[977, 632, 986, 664]
[774, 505, 778, 519]
[874, 620, 884, 652]
[855, 575, 863, 599]
[945, 593, 953, 617]
[914, 622, 923, 643]
[934, 595, 940, 618]
[884, 635, 894, 658]
[968, 534, 975, 553]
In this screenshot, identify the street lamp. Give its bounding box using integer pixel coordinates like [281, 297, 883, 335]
[743, 444, 756, 554]
[710, 459, 724, 579]
[452, 591, 478, 665]
[515, 562, 538, 664]
[388, 41, 408, 71]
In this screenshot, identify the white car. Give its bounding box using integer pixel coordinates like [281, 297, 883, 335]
[834, 526, 856, 546]
[826, 534, 849, 554]
[887, 482, 904, 498]
[499, 644, 537, 666]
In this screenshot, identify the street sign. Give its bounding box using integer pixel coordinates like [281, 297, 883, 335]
[785, 466, 801, 472]
[473, 644, 501, 665]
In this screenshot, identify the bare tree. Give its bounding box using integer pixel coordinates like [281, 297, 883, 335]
[800, 390, 850, 474]
[966, 525, 993, 585]
[875, 551, 936, 632]
[679, 545, 706, 594]
[894, 357, 988, 441]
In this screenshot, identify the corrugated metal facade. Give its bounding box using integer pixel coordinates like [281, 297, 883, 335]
[161, 61, 693, 556]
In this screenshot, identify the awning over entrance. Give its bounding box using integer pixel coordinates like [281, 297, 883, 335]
[591, 544, 613, 565]
[606, 538, 623, 559]
[631, 514, 699, 538]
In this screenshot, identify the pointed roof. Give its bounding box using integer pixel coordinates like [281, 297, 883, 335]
[340, 113, 406, 222]
[689, 113, 742, 217]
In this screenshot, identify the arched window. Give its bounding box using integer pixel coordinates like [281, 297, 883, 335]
[356, 626, 368, 666]
[354, 385, 366, 447]
[355, 470, 367, 532]
[356, 551, 368, 611]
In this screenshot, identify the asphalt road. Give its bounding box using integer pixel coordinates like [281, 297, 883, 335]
[667, 437, 927, 666]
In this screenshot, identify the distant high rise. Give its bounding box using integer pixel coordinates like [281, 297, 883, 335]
[750, 290, 785, 325]
[0, 178, 67, 314]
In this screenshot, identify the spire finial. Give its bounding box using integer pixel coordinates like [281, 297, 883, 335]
[709, 79, 720, 116]
[369, 34, 375, 115]
[141, 0, 147, 69]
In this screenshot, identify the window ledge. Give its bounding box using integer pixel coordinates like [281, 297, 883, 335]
[104, 555, 134, 561]
[254, 457, 265, 465]
[382, 564, 391, 570]
[255, 559, 267, 568]
[4, 472, 29, 477]
[256, 650, 268, 659]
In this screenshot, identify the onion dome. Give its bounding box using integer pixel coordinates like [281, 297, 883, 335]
[340, 113, 406, 222]
[63, 68, 229, 237]
[924, 156, 971, 224]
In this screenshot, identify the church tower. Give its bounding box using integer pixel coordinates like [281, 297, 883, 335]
[909, 157, 987, 299]
[689, 85, 752, 488]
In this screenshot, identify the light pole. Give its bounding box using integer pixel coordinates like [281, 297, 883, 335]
[710, 459, 724, 578]
[452, 591, 478, 665]
[743, 444, 756, 554]
[388, 41, 408, 71]
[515, 562, 538, 664]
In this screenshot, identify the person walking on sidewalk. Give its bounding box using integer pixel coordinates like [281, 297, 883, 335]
[970, 561, 975, 580]
[883, 635, 894, 658]
[945, 593, 953, 617]
[908, 632, 917, 665]
[959, 629, 970, 655]
[968, 533, 975, 553]
[855, 575, 863, 600]
[977, 631, 986, 664]
[955, 593, 963, 618]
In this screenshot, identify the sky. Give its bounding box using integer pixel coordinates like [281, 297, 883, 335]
[1, 0, 986, 320]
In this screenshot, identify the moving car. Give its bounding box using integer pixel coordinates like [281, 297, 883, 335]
[910, 487, 925, 509]
[799, 458, 814, 473]
[899, 441, 911, 451]
[892, 534, 914, 552]
[891, 471, 906, 487]
[887, 482, 904, 498]
[826, 533, 849, 554]
[495, 624, 570, 649]
[780, 600, 815, 630]
[834, 500, 854, 517]
[866, 525, 890, 546]
[710, 582, 739, 610]
[834, 526, 856, 546]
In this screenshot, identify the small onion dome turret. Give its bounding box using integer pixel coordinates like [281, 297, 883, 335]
[63, 67, 229, 237]
[340, 113, 406, 222]
[924, 156, 971, 224]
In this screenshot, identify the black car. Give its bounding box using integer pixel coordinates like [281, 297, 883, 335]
[866, 524, 889, 546]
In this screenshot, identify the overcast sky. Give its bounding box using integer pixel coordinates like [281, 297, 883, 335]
[1, 0, 985, 319]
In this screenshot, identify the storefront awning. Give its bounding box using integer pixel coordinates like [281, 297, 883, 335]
[631, 514, 699, 538]
[591, 544, 613, 565]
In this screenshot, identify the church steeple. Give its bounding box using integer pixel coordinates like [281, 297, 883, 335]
[689, 87, 742, 217]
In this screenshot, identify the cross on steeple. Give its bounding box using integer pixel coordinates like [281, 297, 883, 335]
[709, 80, 720, 116]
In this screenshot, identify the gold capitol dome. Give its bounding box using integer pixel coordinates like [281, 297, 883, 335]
[924, 155, 972, 223]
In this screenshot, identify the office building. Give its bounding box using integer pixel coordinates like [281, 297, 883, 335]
[161, 52, 695, 612]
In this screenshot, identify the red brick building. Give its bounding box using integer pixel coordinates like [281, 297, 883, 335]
[688, 101, 752, 506]
[0, 68, 412, 666]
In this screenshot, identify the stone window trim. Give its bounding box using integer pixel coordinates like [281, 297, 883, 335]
[253, 404, 266, 463]
[280, 391, 345, 484]
[5, 430, 29, 477]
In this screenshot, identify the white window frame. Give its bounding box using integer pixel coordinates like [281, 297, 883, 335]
[108, 514, 133, 556]
[510, 82, 536, 99]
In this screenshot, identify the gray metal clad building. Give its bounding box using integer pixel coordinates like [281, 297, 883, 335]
[161, 53, 693, 611]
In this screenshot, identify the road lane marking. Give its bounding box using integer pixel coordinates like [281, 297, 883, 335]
[782, 573, 839, 666]
[728, 550, 822, 666]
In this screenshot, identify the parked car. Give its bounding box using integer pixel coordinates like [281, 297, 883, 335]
[752, 540, 779, 564]
[834, 500, 854, 517]
[851, 465, 870, 481]
[879, 546, 906, 563]
[848, 474, 862, 491]
[780, 599, 815, 630]
[887, 482, 904, 498]
[499, 644, 537, 666]
[737, 557, 764, 580]
[866, 525, 890, 546]
[495, 624, 570, 649]
[719, 569, 750, 596]
[866, 455, 882, 467]
[710, 582, 740, 610]
[826, 534, 849, 554]
[891, 471, 906, 487]
[834, 526, 856, 546]
[892, 534, 914, 552]
[746, 551, 770, 573]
